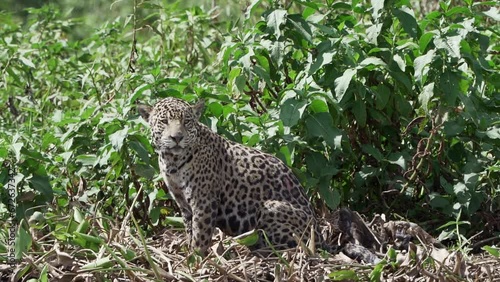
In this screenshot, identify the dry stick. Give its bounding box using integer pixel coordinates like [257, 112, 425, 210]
[128, 0, 138, 73]
[207, 260, 247, 282]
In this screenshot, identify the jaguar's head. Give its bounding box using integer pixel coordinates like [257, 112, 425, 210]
[138, 97, 205, 155]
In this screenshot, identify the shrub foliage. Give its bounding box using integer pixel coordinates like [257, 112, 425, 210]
[0, 0, 499, 259]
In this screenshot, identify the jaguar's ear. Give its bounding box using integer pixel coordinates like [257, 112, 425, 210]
[137, 104, 152, 122]
[192, 99, 205, 120]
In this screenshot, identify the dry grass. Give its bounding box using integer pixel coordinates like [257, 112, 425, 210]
[2, 212, 499, 282]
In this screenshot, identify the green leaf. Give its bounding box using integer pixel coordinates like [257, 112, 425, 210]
[371, 0, 384, 20]
[334, 68, 356, 101]
[245, 0, 263, 19]
[483, 7, 500, 21]
[305, 152, 328, 177]
[386, 153, 406, 169]
[81, 256, 114, 270]
[305, 113, 343, 149]
[419, 32, 434, 53]
[439, 70, 460, 105]
[418, 82, 434, 114]
[358, 57, 386, 68]
[30, 175, 53, 202]
[369, 259, 386, 281]
[485, 126, 500, 139]
[287, 14, 313, 43]
[76, 154, 98, 166]
[482, 246, 500, 258]
[393, 6, 420, 39]
[16, 222, 32, 259]
[109, 127, 129, 151]
[165, 216, 185, 228]
[352, 100, 367, 127]
[374, 85, 391, 110]
[414, 50, 435, 83]
[129, 140, 150, 164]
[236, 230, 260, 246]
[280, 98, 307, 127]
[434, 35, 462, 58]
[74, 232, 104, 245]
[328, 269, 359, 281]
[318, 178, 339, 210]
[361, 144, 383, 161]
[266, 9, 287, 38]
[309, 51, 334, 74]
[308, 99, 329, 113]
[19, 56, 35, 68]
[135, 164, 155, 179]
[39, 265, 49, 282]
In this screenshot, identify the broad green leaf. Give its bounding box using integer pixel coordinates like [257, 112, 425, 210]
[334, 68, 356, 101]
[309, 51, 334, 74]
[318, 178, 339, 210]
[414, 50, 435, 83]
[439, 70, 460, 105]
[308, 99, 329, 113]
[109, 127, 129, 151]
[129, 140, 150, 164]
[445, 6, 472, 17]
[371, 0, 384, 20]
[418, 82, 434, 114]
[361, 144, 383, 161]
[483, 7, 500, 21]
[369, 259, 386, 281]
[352, 100, 367, 127]
[130, 84, 151, 104]
[305, 113, 343, 149]
[30, 175, 53, 202]
[305, 152, 328, 176]
[429, 193, 451, 209]
[280, 98, 307, 127]
[359, 57, 386, 68]
[434, 35, 462, 58]
[287, 14, 313, 43]
[394, 6, 420, 39]
[485, 126, 500, 139]
[15, 222, 32, 259]
[135, 164, 155, 179]
[73, 232, 104, 245]
[366, 23, 383, 44]
[419, 32, 434, 53]
[266, 9, 287, 38]
[374, 85, 391, 110]
[393, 54, 406, 71]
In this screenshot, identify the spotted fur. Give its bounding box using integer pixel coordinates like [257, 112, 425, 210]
[138, 97, 321, 255]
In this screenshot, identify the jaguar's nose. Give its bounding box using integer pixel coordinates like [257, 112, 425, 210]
[171, 134, 184, 144]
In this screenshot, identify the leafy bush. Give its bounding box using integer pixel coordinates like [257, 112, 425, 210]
[0, 0, 498, 262]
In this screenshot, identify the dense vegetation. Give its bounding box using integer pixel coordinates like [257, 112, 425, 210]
[0, 0, 499, 280]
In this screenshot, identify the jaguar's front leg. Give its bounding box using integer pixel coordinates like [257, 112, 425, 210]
[180, 208, 193, 247]
[190, 199, 217, 256]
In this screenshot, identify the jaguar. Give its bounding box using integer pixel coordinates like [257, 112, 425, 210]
[138, 97, 323, 255]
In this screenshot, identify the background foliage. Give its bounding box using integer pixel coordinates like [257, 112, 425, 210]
[0, 0, 499, 265]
